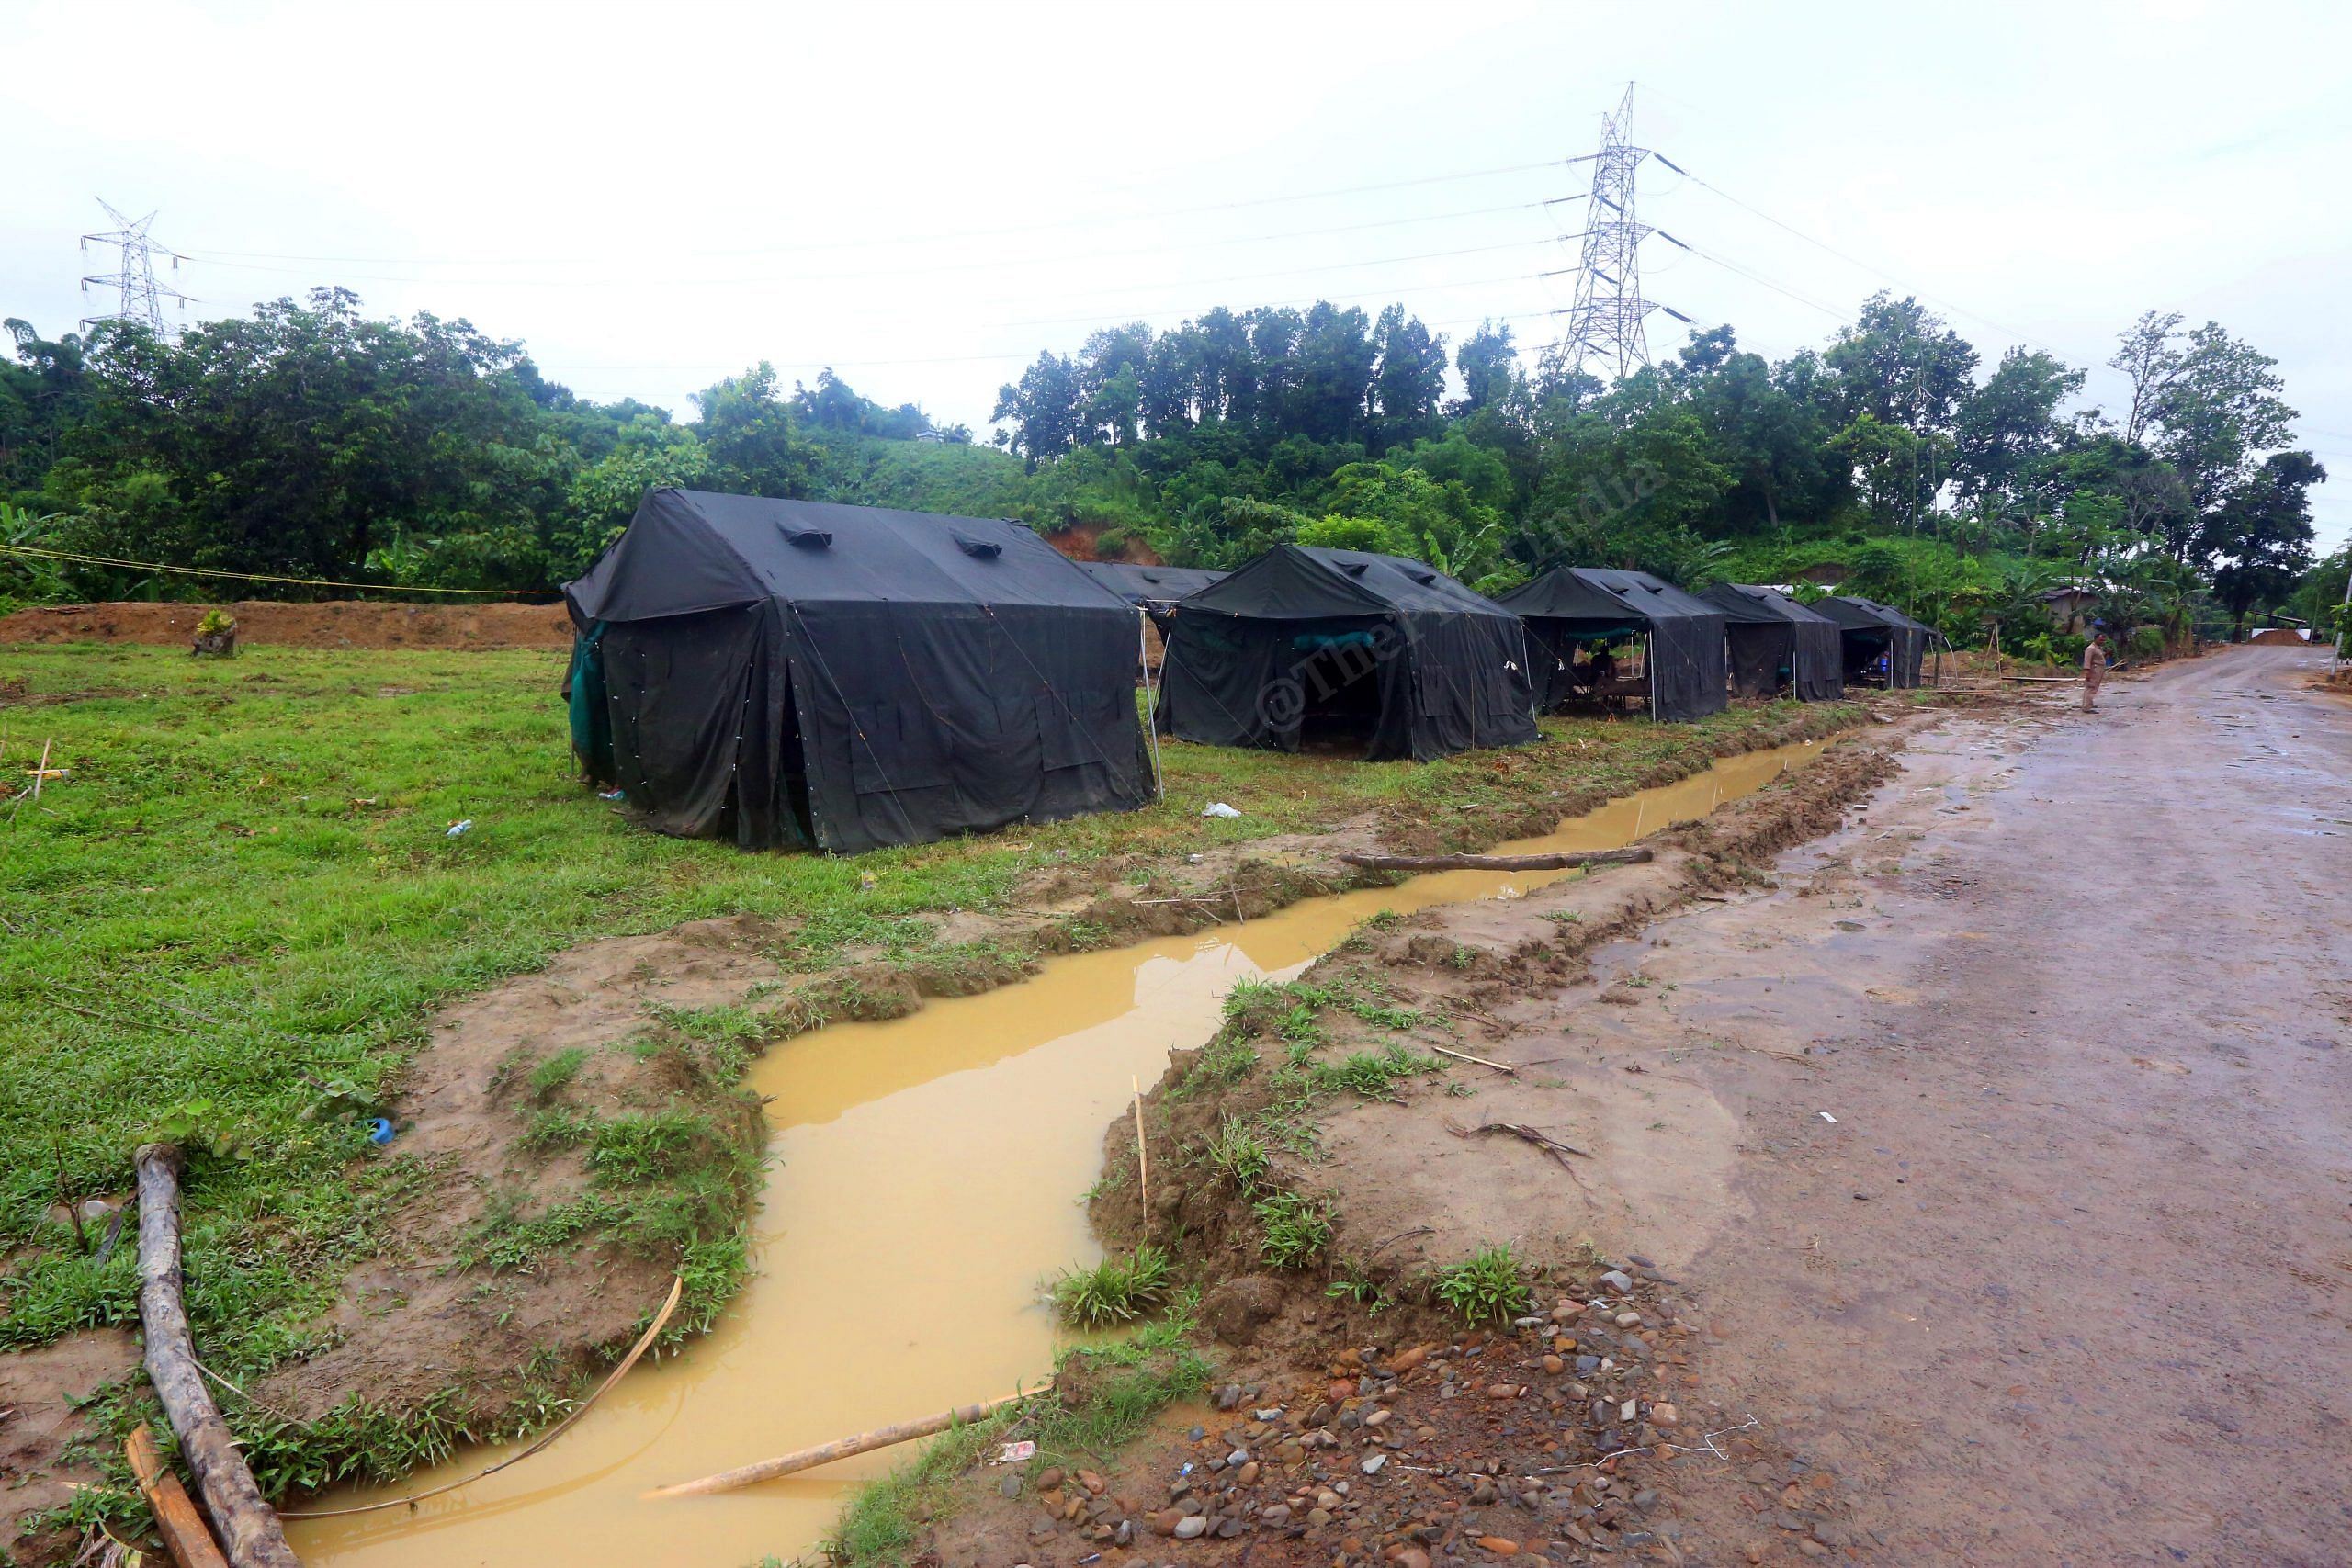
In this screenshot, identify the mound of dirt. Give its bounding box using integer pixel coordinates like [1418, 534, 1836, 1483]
[0, 599, 572, 650]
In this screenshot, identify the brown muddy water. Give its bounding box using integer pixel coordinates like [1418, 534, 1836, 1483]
[289, 739, 1825, 1568]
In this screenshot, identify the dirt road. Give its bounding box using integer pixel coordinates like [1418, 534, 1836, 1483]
[1565, 649, 2352, 1563]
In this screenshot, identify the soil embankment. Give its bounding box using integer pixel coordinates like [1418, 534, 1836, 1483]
[949, 647, 2351, 1566]
[902, 723, 1930, 1567]
[0, 599, 571, 649]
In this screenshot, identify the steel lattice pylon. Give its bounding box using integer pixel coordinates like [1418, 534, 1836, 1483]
[80, 198, 192, 336]
[1555, 86, 1657, 383]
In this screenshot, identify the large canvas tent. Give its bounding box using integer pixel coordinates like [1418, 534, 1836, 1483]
[1817, 594, 1930, 688]
[1699, 582, 1844, 701]
[1498, 567, 1729, 723]
[1157, 545, 1538, 761]
[564, 490, 1154, 854]
[1077, 562, 1227, 629]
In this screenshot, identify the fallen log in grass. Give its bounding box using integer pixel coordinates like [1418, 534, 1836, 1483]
[648, 1382, 1055, 1498]
[1339, 846, 1653, 874]
[135, 1143, 302, 1568]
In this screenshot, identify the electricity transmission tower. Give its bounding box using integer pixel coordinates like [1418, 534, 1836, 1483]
[1550, 86, 1676, 383]
[80, 199, 192, 335]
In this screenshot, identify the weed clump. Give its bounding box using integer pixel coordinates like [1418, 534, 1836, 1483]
[1252, 1190, 1332, 1267]
[1431, 1244, 1530, 1325]
[1311, 1042, 1442, 1102]
[1052, 1245, 1175, 1327]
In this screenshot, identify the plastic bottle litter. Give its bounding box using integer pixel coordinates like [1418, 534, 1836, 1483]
[597, 788, 627, 801]
[1201, 802, 1243, 818]
[446, 819, 473, 837]
[367, 1118, 397, 1145]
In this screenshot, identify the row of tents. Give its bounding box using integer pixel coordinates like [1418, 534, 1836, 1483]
[564, 491, 1935, 854]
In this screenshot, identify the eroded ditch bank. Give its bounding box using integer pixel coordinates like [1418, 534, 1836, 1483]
[284, 739, 1849, 1568]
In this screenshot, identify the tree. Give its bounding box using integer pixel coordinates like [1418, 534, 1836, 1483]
[1369, 305, 1447, 452]
[1823, 293, 1979, 440]
[692, 363, 816, 498]
[2146, 322, 2296, 518]
[1954, 348, 2084, 511]
[2, 320, 93, 497]
[54, 288, 563, 586]
[2200, 450, 2323, 637]
[2109, 310, 2185, 446]
[991, 352, 1085, 463]
[1449, 321, 1521, 419]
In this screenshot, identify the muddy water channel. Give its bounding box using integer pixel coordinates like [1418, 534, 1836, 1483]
[290, 739, 1824, 1568]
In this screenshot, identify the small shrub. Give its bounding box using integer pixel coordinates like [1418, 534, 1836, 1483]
[1253, 1190, 1331, 1267]
[1201, 1120, 1271, 1193]
[526, 1047, 592, 1100]
[1311, 1043, 1440, 1102]
[1324, 1259, 1385, 1313]
[1052, 1246, 1174, 1327]
[1432, 1245, 1530, 1325]
[1174, 1034, 1259, 1098]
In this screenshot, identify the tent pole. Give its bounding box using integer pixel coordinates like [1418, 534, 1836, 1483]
[1647, 630, 1657, 719]
[1138, 610, 1165, 801]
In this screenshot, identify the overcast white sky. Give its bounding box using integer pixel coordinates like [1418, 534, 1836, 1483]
[4, 0, 2346, 547]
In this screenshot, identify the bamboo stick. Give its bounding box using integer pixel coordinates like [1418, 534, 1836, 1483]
[1430, 1043, 1517, 1075]
[1132, 1077, 1149, 1239]
[647, 1383, 1053, 1498]
[128, 1423, 232, 1568]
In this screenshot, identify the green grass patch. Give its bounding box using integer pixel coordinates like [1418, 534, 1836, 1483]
[526, 1045, 594, 1099]
[1310, 1042, 1442, 1102]
[1252, 1190, 1332, 1267]
[1050, 1244, 1174, 1327]
[1431, 1244, 1532, 1325]
[0, 641, 1857, 1501]
[825, 1296, 1210, 1568]
[1199, 1119, 1271, 1194]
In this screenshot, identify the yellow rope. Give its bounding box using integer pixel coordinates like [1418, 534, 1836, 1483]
[0, 542, 559, 597]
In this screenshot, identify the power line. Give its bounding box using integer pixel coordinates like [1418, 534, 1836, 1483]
[177, 158, 1571, 268]
[1666, 161, 2136, 393]
[79, 198, 194, 335]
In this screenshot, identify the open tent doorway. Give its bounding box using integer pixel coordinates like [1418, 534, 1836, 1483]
[1498, 567, 1729, 722]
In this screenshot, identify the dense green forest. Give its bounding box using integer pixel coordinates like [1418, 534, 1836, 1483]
[1, 284, 2337, 654]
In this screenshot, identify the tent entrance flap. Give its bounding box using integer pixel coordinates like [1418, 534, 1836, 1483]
[1286, 618, 1395, 756]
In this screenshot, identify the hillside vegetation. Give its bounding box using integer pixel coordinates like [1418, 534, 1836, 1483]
[0, 288, 2336, 652]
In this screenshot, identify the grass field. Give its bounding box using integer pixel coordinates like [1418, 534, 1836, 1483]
[0, 641, 1869, 1437]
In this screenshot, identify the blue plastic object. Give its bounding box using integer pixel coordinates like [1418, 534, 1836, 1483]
[367, 1117, 396, 1145]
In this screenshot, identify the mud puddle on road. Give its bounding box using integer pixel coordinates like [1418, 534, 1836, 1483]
[290, 739, 1824, 1568]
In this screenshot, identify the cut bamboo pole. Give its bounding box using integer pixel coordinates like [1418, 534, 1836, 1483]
[1339, 847, 1652, 874]
[1131, 1076, 1149, 1238]
[127, 1423, 232, 1568]
[134, 1144, 302, 1568]
[1430, 1043, 1517, 1075]
[647, 1383, 1053, 1498]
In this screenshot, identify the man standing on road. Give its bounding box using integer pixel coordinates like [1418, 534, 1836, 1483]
[2082, 629, 2109, 712]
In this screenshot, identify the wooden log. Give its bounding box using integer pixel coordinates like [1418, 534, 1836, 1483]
[1339, 846, 1653, 874]
[127, 1423, 232, 1568]
[648, 1383, 1053, 1498]
[134, 1143, 302, 1568]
